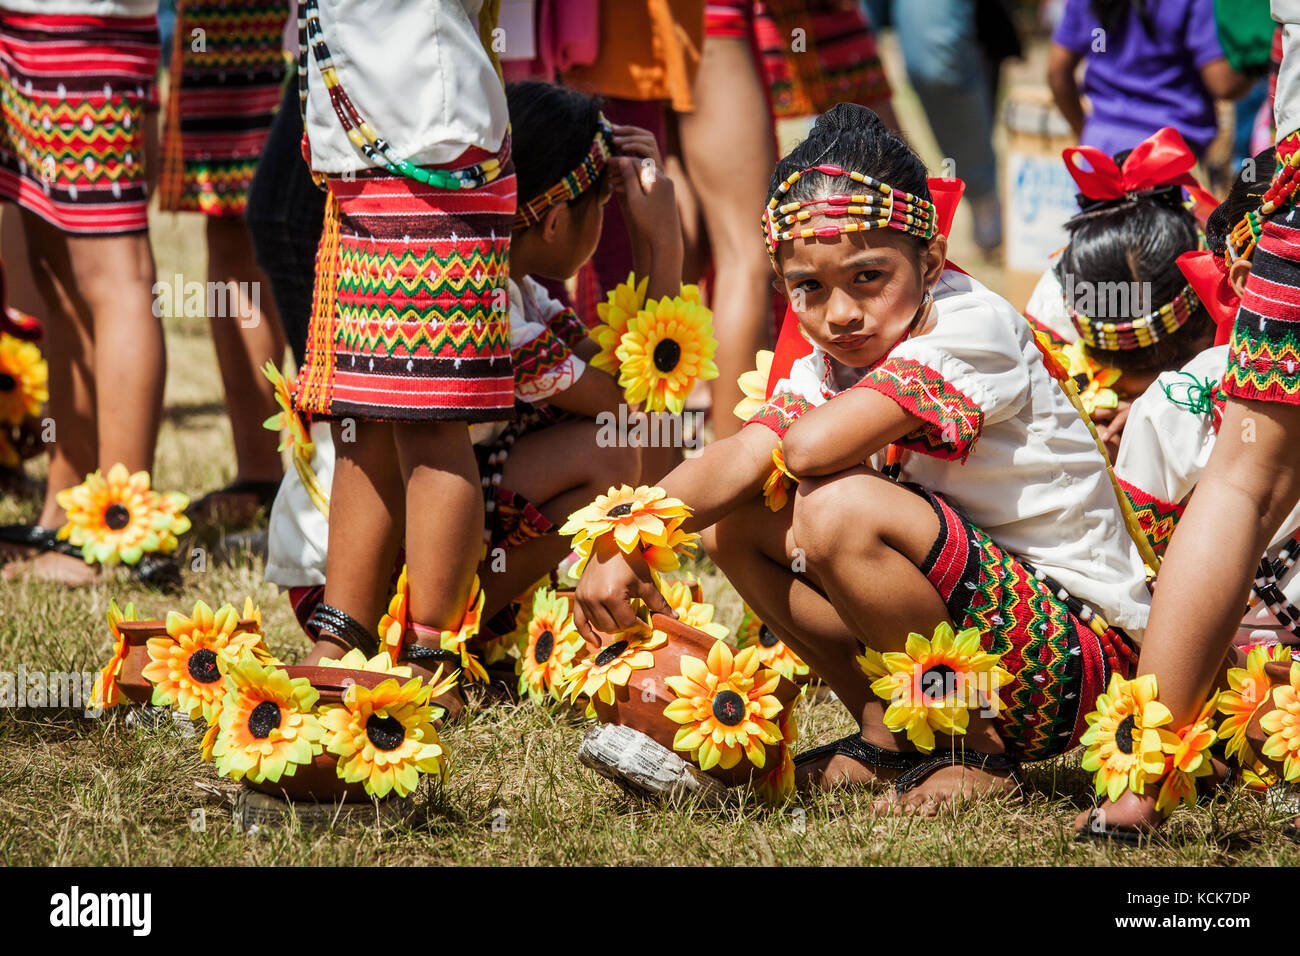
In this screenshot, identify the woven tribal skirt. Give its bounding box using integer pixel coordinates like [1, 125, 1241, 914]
[1222, 133, 1300, 404]
[0, 12, 159, 234]
[158, 0, 289, 217]
[916, 487, 1137, 762]
[294, 150, 516, 423]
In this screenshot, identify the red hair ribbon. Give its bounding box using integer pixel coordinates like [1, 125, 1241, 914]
[1062, 127, 1218, 224]
[765, 177, 966, 396]
[1177, 250, 1238, 347]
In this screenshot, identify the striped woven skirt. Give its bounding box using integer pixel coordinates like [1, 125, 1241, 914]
[0, 12, 159, 234]
[917, 487, 1137, 762]
[1222, 132, 1300, 405]
[159, 0, 289, 217]
[294, 149, 516, 423]
[703, 0, 890, 118]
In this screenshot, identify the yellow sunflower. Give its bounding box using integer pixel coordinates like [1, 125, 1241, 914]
[564, 627, 667, 718]
[261, 360, 313, 460]
[857, 622, 1012, 754]
[753, 698, 799, 803]
[431, 576, 488, 683]
[141, 600, 276, 722]
[639, 521, 701, 573]
[89, 599, 138, 711]
[378, 564, 410, 656]
[733, 349, 774, 422]
[1155, 693, 1220, 815]
[1260, 661, 1300, 782]
[735, 605, 810, 682]
[516, 587, 585, 705]
[662, 641, 784, 771]
[1218, 643, 1292, 764]
[658, 581, 726, 638]
[1079, 673, 1178, 803]
[560, 484, 692, 574]
[615, 295, 719, 414]
[0, 331, 46, 426]
[763, 446, 797, 513]
[318, 673, 450, 798]
[211, 656, 324, 784]
[55, 463, 191, 566]
[1059, 342, 1121, 415]
[590, 272, 648, 374]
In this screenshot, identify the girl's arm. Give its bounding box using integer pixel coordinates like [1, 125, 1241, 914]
[574, 423, 779, 640]
[781, 387, 922, 477]
[1047, 43, 1086, 138]
[611, 127, 684, 301]
[544, 365, 623, 418]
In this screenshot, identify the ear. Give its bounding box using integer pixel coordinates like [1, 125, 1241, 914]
[920, 234, 948, 290]
[539, 203, 567, 244]
[1228, 257, 1253, 300]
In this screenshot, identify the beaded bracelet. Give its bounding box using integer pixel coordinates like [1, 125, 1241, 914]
[298, 0, 504, 191]
[1067, 284, 1200, 352]
[514, 117, 613, 228]
[761, 163, 937, 259]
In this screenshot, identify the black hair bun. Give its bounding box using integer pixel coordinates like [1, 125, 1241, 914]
[811, 103, 886, 139]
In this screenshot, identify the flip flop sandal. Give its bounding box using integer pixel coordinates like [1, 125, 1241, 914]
[794, 733, 1024, 798]
[186, 479, 281, 524]
[0, 523, 182, 590]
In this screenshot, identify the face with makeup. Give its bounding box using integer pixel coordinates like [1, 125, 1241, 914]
[774, 217, 949, 369]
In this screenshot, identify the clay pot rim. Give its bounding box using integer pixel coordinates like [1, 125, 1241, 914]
[285, 664, 395, 700]
[117, 618, 259, 642]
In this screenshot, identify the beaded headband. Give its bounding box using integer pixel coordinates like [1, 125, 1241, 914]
[514, 117, 614, 229]
[762, 163, 938, 260]
[1067, 284, 1201, 351]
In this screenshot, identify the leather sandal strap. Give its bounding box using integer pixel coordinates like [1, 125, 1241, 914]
[306, 603, 379, 657]
[401, 643, 459, 664]
[793, 733, 923, 770]
[893, 747, 1022, 796]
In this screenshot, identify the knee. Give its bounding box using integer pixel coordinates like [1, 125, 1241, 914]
[791, 475, 879, 567]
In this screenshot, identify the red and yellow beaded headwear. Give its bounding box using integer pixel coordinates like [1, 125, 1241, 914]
[514, 115, 614, 229]
[761, 163, 938, 263]
[1066, 284, 1201, 352]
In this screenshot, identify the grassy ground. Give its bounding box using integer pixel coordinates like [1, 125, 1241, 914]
[2, 35, 1296, 868]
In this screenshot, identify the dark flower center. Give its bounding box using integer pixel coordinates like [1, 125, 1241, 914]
[104, 503, 131, 530]
[919, 664, 958, 699]
[606, 502, 633, 517]
[187, 648, 220, 684]
[1115, 714, 1137, 755]
[247, 700, 281, 739]
[0, 373, 16, 392]
[365, 713, 406, 751]
[1072, 373, 1090, 392]
[534, 629, 554, 664]
[653, 338, 682, 373]
[758, 625, 780, 648]
[712, 689, 746, 726]
[594, 640, 628, 667]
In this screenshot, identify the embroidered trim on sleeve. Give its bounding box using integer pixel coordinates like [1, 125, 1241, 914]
[854, 357, 983, 463]
[1117, 476, 1184, 557]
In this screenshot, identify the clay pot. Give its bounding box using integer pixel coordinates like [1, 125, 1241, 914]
[244, 664, 394, 804]
[587, 613, 799, 788]
[1245, 659, 1293, 780]
[114, 618, 259, 706]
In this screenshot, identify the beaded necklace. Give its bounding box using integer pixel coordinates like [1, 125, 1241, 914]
[762, 163, 937, 260]
[1066, 284, 1199, 352]
[297, 0, 503, 191]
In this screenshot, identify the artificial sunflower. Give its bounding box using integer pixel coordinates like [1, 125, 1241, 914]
[211, 655, 324, 784]
[1079, 673, 1178, 803]
[639, 522, 701, 574]
[516, 587, 585, 705]
[1059, 342, 1121, 416]
[753, 698, 799, 802]
[590, 272, 648, 374]
[1032, 329, 1070, 382]
[763, 446, 797, 513]
[0, 331, 46, 426]
[378, 564, 410, 655]
[316, 647, 413, 677]
[261, 360, 313, 459]
[88, 599, 138, 711]
[657, 581, 726, 638]
[142, 600, 276, 722]
[857, 622, 1012, 753]
[318, 672, 452, 798]
[1155, 693, 1220, 815]
[1260, 661, 1300, 782]
[560, 484, 692, 575]
[431, 576, 488, 683]
[733, 349, 774, 421]
[564, 627, 667, 718]
[1218, 642, 1292, 764]
[662, 641, 784, 772]
[735, 605, 810, 682]
[55, 463, 191, 566]
[615, 295, 719, 414]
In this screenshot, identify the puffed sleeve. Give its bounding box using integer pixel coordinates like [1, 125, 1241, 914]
[510, 278, 587, 404]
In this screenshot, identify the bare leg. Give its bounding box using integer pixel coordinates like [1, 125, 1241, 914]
[678, 36, 775, 441]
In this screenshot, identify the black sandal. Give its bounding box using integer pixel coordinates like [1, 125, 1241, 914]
[186, 479, 281, 525]
[0, 523, 182, 591]
[794, 733, 1024, 797]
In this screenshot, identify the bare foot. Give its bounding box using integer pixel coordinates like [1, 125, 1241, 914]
[3, 550, 97, 586]
[871, 762, 1020, 816]
[795, 749, 893, 791]
[1073, 789, 1163, 839]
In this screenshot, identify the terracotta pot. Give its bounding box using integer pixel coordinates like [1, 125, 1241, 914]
[1245, 660, 1293, 780]
[244, 665, 394, 804]
[114, 618, 259, 706]
[588, 613, 799, 788]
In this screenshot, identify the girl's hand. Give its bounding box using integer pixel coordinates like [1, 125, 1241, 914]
[1093, 398, 1132, 463]
[611, 124, 663, 169]
[573, 534, 674, 648]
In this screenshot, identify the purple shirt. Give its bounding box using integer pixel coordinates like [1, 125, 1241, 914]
[1054, 0, 1226, 158]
